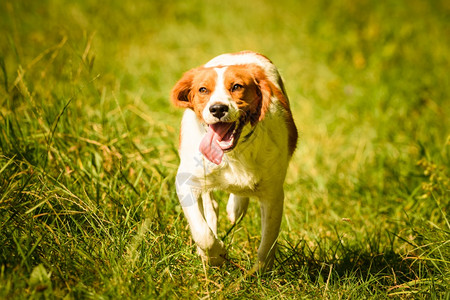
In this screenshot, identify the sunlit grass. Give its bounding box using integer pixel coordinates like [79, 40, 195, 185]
[1, 0, 449, 298]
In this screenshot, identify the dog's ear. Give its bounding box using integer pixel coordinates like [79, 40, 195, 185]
[253, 67, 298, 153]
[251, 68, 272, 125]
[170, 69, 197, 109]
[257, 78, 272, 123]
[252, 67, 292, 125]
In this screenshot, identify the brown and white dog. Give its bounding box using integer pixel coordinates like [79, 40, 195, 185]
[171, 51, 298, 270]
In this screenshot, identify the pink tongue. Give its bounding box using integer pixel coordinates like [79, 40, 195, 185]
[199, 123, 233, 165]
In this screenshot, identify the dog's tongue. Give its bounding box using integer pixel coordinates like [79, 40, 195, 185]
[199, 123, 233, 165]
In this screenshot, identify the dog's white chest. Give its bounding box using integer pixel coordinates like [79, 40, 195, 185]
[205, 156, 261, 195]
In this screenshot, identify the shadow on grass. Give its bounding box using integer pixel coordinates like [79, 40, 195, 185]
[272, 234, 447, 295]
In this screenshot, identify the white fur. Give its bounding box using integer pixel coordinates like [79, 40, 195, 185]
[202, 68, 240, 124]
[175, 52, 294, 270]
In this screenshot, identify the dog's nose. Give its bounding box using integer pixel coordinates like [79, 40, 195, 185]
[209, 104, 229, 119]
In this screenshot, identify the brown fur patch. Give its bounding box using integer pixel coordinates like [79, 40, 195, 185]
[171, 62, 298, 156]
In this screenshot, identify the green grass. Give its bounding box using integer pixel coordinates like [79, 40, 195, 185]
[1, 0, 449, 298]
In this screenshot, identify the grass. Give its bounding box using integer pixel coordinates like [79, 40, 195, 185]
[1, 0, 449, 298]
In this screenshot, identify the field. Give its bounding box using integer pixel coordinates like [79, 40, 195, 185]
[1, 0, 449, 298]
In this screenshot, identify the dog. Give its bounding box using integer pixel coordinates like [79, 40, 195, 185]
[171, 51, 298, 270]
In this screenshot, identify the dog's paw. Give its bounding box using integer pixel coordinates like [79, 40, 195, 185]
[226, 195, 249, 224]
[197, 239, 227, 266]
[251, 258, 274, 274]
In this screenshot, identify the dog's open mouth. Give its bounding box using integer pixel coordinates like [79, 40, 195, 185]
[199, 120, 244, 165]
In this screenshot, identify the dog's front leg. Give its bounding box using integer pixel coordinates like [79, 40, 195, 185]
[256, 187, 284, 272]
[176, 174, 226, 266]
[202, 192, 219, 236]
[226, 194, 249, 224]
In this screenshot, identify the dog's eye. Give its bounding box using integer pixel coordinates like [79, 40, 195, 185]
[231, 84, 243, 92]
[199, 87, 208, 94]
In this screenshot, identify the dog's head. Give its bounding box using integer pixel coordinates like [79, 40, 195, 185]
[171, 63, 274, 164]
